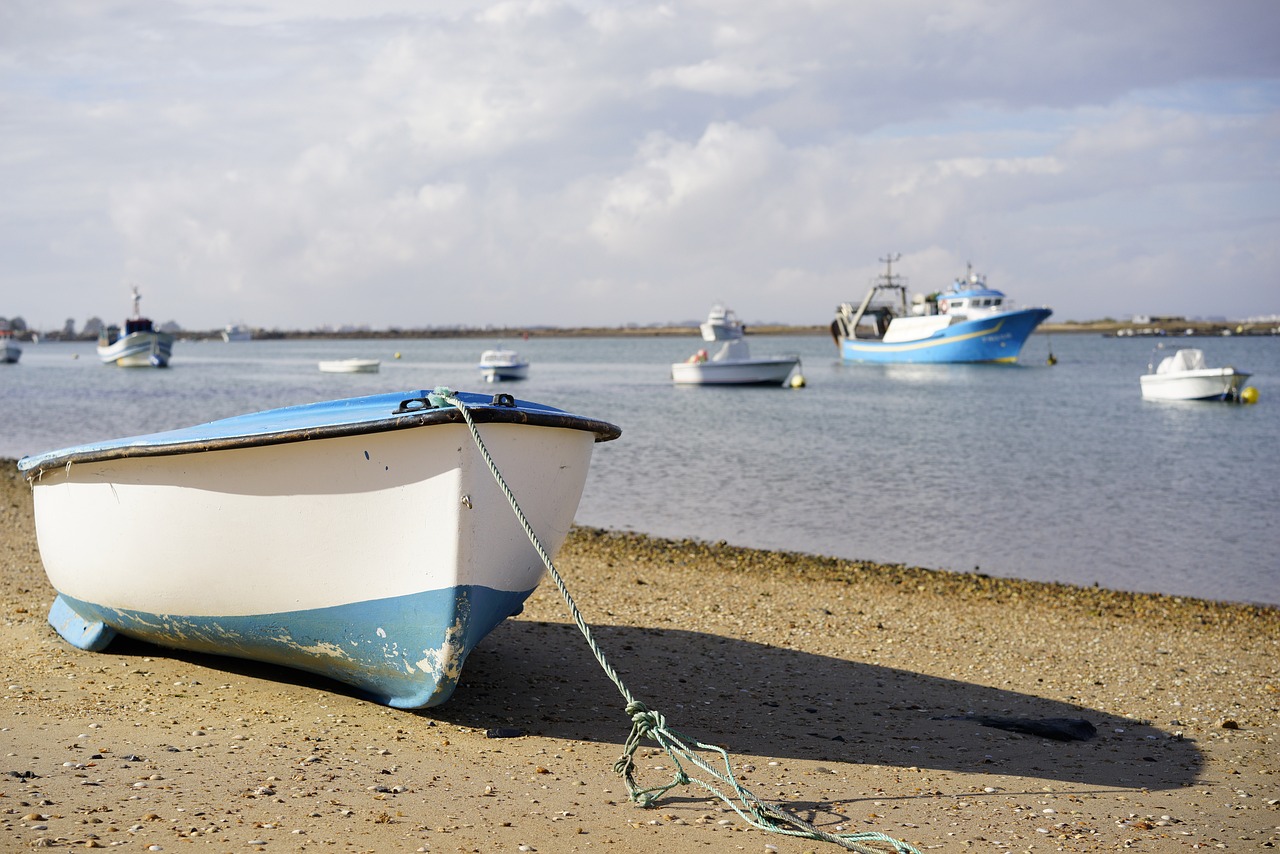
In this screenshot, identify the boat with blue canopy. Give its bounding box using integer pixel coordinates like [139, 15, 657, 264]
[832, 256, 1052, 364]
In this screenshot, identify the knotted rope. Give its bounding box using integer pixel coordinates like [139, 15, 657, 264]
[442, 390, 921, 854]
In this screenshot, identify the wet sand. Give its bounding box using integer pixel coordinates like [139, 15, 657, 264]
[2, 461, 1276, 852]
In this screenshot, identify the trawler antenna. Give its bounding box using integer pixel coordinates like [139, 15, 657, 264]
[879, 253, 902, 287]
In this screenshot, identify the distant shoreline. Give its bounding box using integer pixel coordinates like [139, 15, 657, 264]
[202, 319, 1277, 340]
[15, 318, 1278, 343]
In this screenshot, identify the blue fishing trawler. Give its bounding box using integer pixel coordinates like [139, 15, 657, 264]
[832, 257, 1052, 364]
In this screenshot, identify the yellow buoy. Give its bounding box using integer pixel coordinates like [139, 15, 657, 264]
[789, 374, 806, 388]
[1240, 386, 1259, 405]
[394, 352, 401, 359]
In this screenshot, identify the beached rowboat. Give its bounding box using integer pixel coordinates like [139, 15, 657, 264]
[18, 388, 620, 708]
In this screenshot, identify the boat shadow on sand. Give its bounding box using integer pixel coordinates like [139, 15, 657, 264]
[438, 619, 1203, 796]
[101, 617, 1202, 799]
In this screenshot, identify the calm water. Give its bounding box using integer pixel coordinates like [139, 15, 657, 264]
[3, 333, 1277, 606]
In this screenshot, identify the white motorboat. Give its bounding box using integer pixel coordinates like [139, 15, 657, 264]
[671, 305, 801, 386]
[319, 358, 381, 373]
[221, 323, 252, 342]
[18, 388, 621, 709]
[478, 348, 529, 382]
[1, 323, 21, 364]
[1140, 347, 1253, 402]
[97, 286, 174, 367]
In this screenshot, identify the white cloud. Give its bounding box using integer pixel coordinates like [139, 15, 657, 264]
[1, 0, 1277, 329]
[649, 59, 796, 97]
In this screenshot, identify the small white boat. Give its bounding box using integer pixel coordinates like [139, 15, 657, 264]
[97, 286, 174, 367]
[478, 347, 529, 382]
[0, 323, 21, 364]
[671, 305, 801, 386]
[319, 358, 381, 373]
[18, 388, 621, 709]
[221, 323, 252, 342]
[1140, 347, 1253, 402]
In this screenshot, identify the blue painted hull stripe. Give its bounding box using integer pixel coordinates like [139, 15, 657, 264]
[48, 585, 535, 709]
[841, 308, 1051, 364]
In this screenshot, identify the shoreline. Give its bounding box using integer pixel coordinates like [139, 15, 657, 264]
[3, 464, 1277, 851]
[15, 318, 1280, 343]
[567, 526, 1280, 617]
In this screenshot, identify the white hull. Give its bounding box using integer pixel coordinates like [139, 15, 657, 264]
[29, 424, 595, 618]
[478, 348, 529, 382]
[20, 389, 619, 708]
[97, 332, 174, 367]
[319, 358, 380, 373]
[1140, 369, 1251, 401]
[671, 357, 798, 386]
[480, 364, 529, 382]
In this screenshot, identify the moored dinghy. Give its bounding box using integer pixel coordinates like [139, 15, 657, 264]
[97, 286, 174, 367]
[318, 358, 381, 373]
[18, 388, 620, 709]
[478, 347, 529, 382]
[1140, 347, 1254, 402]
[670, 305, 801, 386]
[0, 322, 21, 364]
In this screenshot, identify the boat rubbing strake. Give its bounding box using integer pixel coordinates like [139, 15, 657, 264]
[19, 388, 620, 709]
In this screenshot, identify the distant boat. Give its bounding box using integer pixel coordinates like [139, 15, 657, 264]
[18, 388, 621, 708]
[1, 323, 21, 364]
[1140, 347, 1253, 402]
[478, 347, 529, 382]
[221, 323, 252, 342]
[832, 257, 1052, 364]
[97, 286, 174, 368]
[319, 358, 380, 373]
[670, 305, 801, 386]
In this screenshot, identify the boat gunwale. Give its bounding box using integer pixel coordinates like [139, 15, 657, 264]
[18, 401, 621, 477]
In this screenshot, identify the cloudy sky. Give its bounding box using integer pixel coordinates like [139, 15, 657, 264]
[3, 1, 1277, 332]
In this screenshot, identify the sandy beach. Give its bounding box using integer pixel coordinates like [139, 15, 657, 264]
[2, 461, 1276, 852]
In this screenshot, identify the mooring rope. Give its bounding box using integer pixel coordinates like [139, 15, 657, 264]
[441, 389, 922, 854]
